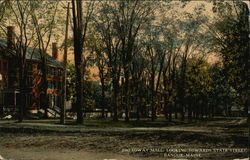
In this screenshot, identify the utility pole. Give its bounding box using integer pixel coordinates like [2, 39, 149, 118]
[60, 2, 70, 124]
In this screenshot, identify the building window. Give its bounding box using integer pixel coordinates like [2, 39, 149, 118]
[49, 94, 55, 107]
[54, 81, 57, 89]
[47, 67, 52, 75]
[27, 64, 34, 73]
[57, 81, 60, 90]
[8, 61, 17, 73]
[54, 69, 58, 76]
[26, 94, 33, 108]
[48, 94, 52, 107]
[58, 69, 62, 76]
[16, 93, 21, 107]
[51, 67, 55, 76]
[57, 96, 62, 108]
[48, 80, 56, 89]
[2, 61, 7, 73]
[52, 81, 56, 89]
[58, 81, 61, 90]
[3, 76, 8, 88]
[0, 92, 4, 105]
[8, 75, 18, 88]
[48, 80, 52, 89]
[4, 93, 14, 105]
[26, 76, 33, 87]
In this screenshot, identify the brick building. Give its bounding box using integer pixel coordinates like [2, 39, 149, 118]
[0, 26, 64, 114]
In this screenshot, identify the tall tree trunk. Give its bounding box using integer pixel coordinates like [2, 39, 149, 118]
[72, 0, 84, 124]
[188, 97, 192, 121]
[136, 96, 140, 121]
[175, 105, 178, 119]
[124, 70, 130, 122]
[18, 68, 26, 122]
[112, 78, 119, 121]
[180, 61, 187, 121]
[40, 58, 48, 119]
[136, 81, 140, 121]
[168, 103, 172, 122]
[163, 71, 168, 120]
[168, 83, 173, 122]
[75, 59, 83, 124]
[61, 2, 70, 124]
[151, 72, 156, 121]
[100, 77, 105, 118]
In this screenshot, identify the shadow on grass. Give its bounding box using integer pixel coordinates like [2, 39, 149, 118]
[61, 118, 208, 128]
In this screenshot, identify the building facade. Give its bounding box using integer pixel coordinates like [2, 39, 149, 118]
[0, 26, 64, 114]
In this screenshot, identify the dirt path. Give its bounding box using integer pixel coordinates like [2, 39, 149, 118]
[0, 118, 248, 160]
[1, 148, 156, 160]
[0, 130, 248, 160]
[0, 133, 168, 160]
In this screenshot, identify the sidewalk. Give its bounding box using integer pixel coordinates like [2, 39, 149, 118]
[0, 119, 224, 134]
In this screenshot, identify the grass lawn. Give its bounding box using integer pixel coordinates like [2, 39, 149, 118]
[19, 116, 246, 128]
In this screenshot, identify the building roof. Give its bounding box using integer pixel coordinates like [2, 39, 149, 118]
[0, 39, 63, 68]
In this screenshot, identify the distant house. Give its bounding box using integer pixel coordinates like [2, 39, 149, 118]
[0, 26, 64, 113]
[231, 106, 245, 117]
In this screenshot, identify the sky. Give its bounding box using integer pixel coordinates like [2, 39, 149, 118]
[2, 1, 248, 81]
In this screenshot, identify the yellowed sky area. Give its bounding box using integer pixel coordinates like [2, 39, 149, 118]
[51, 1, 217, 81]
[6, 1, 236, 80]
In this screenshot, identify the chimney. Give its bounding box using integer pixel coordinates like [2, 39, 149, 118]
[52, 42, 59, 60]
[7, 26, 15, 49]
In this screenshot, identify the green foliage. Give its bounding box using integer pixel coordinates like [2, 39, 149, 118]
[66, 64, 76, 102]
[209, 63, 239, 115]
[211, 1, 249, 111]
[186, 58, 212, 98]
[1, 0, 248, 121]
[0, 0, 63, 48]
[66, 64, 106, 111]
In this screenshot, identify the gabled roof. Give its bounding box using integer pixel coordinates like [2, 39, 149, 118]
[0, 39, 63, 68]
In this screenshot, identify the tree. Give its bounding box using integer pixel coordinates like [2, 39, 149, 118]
[112, 0, 156, 122]
[142, 27, 167, 121]
[93, 2, 122, 121]
[0, 0, 63, 121]
[150, 3, 211, 121]
[30, 0, 59, 118]
[174, 6, 209, 121]
[71, 0, 94, 124]
[130, 51, 148, 120]
[211, 1, 249, 114]
[61, 2, 70, 124]
[94, 0, 157, 121]
[157, 8, 180, 121]
[86, 31, 109, 118]
[2, 1, 37, 122]
[0, 0, 9, 37]
[209, 63, 238, 117]
[185, 57, 212, 119]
